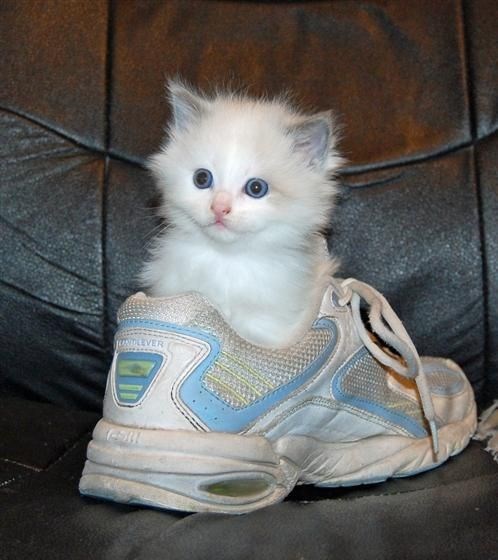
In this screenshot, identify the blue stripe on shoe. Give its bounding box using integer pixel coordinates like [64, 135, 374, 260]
[331, 347, 427, 438]
[181, 317, 338, 432]
[117, 318, 337, 433]
[117, 318, 221, 410]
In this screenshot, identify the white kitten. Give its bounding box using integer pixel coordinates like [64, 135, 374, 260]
[141, 81, 343, 347]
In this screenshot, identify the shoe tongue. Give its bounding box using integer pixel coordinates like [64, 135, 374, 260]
[317, 285, 335, 317]
[317, 280, 346, 316]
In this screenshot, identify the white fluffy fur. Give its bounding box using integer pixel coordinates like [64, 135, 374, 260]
[141, 82, 343, 347]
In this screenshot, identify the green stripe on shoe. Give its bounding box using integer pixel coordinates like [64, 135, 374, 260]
[117, 360, 156, 377]
[118, 384, 142, 391]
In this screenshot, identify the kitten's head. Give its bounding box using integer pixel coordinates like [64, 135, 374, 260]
[149, 81, 343, 247]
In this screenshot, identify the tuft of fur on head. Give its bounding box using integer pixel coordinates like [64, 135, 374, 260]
[147, 80, 344, 250]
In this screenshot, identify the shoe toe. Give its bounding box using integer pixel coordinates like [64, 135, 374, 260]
[421, 357, 476, 426]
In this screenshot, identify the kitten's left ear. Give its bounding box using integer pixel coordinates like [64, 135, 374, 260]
[289, 111, 334, 169]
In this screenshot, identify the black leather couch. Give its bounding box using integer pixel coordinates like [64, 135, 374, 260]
[1, 1, 497, 558]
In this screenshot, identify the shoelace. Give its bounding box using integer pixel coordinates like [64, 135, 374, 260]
[337, 278, 439, 455]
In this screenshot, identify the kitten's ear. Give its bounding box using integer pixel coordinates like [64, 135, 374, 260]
[167, 80, 207, 130]
[289, 112, 333, 169]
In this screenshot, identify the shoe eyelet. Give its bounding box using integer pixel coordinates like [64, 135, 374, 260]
[331, 291, 344, 307]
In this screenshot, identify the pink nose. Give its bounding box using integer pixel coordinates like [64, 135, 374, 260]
[211, 193, 232, 220]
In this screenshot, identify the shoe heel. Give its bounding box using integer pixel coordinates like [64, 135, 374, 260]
[79, 419, 299, 514]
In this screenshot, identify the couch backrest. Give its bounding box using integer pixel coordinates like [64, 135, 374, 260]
[1, 0, 496, 410]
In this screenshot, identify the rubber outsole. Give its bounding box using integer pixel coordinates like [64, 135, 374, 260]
[80, 421, 299, 514]
[80, 401, 477, 514]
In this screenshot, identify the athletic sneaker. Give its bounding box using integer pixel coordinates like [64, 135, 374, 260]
[79, 278, 477, 514]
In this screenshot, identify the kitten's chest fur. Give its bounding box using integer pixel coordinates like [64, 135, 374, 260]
[145, 232, 329, 347]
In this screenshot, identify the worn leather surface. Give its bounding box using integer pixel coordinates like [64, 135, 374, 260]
[0, 1, 497, 558]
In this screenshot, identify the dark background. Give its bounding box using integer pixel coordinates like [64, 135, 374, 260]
[0, 1, 497, 559]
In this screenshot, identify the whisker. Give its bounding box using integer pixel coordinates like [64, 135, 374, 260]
[143, 221, 170, 242]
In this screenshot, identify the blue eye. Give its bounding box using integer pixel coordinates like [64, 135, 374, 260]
[244, 178, 269, 198]
[193, 168, 213, 189]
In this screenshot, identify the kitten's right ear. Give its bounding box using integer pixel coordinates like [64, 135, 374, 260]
[167, 80, 207, 131]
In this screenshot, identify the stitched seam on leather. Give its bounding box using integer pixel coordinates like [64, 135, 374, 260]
[1, 105, 497, 178]
[0, 432, 91, 489]
[101, 0, 115, 361]
[44, 431, 92, 471]
[0, 475, 25, 489]
[0, 457, 41, 472]
[460, 0, 491, 401]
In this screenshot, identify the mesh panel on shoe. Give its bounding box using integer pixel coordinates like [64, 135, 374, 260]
[422, 362, 465, 395]
[118, 292, 211, 325]
[429, 370, 455, 388]
[201, 326, 332, 409]
[341, 350, 426, 426]
[118, 293, 334, 409]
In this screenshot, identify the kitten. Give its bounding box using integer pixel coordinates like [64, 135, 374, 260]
[141, 81, 343, 348]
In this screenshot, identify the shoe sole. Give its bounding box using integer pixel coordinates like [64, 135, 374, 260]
[80, 401, 476, 514]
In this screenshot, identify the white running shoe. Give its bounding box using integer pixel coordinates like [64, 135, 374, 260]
[80, 278, 477, 513]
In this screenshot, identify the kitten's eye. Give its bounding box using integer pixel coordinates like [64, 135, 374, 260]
[244, 178, 269, 199]
[193, 168, 213, 189]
